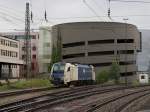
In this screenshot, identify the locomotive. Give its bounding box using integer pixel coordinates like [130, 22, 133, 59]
[50, 62, 95, 86]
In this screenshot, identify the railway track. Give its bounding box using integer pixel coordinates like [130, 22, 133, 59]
[0, 85, 125, 112]
[115, 90, 150, 112]
[1, 85, 150, 112]
[0, 87, 51, 98]
[80, 86, 150, 112]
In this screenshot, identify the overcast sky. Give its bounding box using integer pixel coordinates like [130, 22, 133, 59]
[0, 0, 150, 32]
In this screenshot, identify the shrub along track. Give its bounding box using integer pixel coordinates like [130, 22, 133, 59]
[0, 85, 126, 112]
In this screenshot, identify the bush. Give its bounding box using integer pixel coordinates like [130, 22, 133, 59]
[0, 78, 53, 91]
[96, 70, 110, 84]
[132, 79, 140, 86]
[109, 60, 120, 84]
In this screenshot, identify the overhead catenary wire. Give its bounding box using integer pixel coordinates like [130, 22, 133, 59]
[90, 0, 112, 21]
[0, 7, 24, 19]
[0, 15, 23, 27]
[31, 14, 150, 21]
[92, 0, 108, 19]
[0, 0, 149, 32]
[0, 3, 25, 25]
[0, 4, 24, 15]
[82, 1, 131, 65]
[83, 0, 103, 21]
[0, 11, 24, 23]
[110, 0, 150, 3]
[0, 1, 47, 27]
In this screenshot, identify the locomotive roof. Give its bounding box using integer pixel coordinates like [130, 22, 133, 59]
[54, 62, 92, 67]
[77, 64, 91, 68]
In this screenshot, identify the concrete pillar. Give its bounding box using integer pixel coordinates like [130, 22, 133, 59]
[85, 41, 88, 57]
[8, 64, 11, 78]
[0, 64, 2, 78]
[114, 38, 118, 57]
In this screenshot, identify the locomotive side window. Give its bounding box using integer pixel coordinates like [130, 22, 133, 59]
[67, 67, 70, 72]
[141, 75, 145, 79]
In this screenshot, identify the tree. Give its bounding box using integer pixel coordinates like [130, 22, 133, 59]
[109, 60, 120, 84]
[48, 27, 62, 72]
[96, 70, 110, 84]
[48, 38, 61, 72]
[147, 60, 150, 76]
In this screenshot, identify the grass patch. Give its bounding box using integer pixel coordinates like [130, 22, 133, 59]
[0, 78, 52, 92]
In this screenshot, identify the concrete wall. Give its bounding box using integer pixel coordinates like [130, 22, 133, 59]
[52, 22, 140, 78]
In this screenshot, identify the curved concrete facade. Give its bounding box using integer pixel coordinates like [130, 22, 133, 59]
[52, 22, 141, 78]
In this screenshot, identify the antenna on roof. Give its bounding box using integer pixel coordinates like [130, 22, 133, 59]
[107, 0, 113, 21]
[108, 0, 111, 18]
[31, 11, 33, 23]
[44, 10, 48, 22]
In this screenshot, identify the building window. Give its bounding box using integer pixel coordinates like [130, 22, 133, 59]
[119, 61, 135, 65]
[32, 54, 36, 59]
[1, 39, 5, 45]
[120, 72, 135, 76]
[88, 39, 114, 45]
[32, 63, 35, 70]
[88, 63, 111, 67]
[32, 35, 36, 39]
[1, 50, 6, 56]
[117, 39, 134, 43]
[63, 42, 85, 48]
[22, 47, 26, 51]
[32, 46, 36, 51]
[88, 51, 114, 56]
[117, 50, 134, 54]
[63, 53, 85, 59]
[22, 55, 26, 60]
[141, 75, 145, 79]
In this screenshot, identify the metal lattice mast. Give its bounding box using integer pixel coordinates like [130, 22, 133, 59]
[25, 2, 31, 78]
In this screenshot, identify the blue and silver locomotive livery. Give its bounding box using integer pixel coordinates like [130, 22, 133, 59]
[50, 62, 95, 86]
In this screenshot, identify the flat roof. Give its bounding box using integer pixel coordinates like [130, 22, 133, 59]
[0, 58, 24, 65]
[0, 35, 18, 42]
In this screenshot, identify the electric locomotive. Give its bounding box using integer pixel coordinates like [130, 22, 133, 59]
[50, 62, 95, 86]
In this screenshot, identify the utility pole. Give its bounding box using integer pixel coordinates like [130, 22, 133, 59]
[25, 2, 31, 78]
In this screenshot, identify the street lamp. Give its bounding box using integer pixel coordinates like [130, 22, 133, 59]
[123, 18, 128, 85]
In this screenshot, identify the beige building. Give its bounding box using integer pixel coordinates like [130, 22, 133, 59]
[1, 32, 39, 77]
[0, 35, 23, 78]
[52, 22, 141, 80]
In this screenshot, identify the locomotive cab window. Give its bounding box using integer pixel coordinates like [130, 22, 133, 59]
[52, 63, 65, 73]
[141, 75, 145, 79]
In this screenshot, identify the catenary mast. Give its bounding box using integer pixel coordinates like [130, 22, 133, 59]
[25, 2, 31, 78]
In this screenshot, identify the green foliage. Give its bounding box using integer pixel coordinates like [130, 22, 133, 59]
[48, 41, 62, 72]
[147, 61, 150, 76]
[48, 28, 62, 72]
[109, 60, 120, 84]
[0, 78, 52, 92]
[96, 70, 110, 84]
[132, 79, 140, 86]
